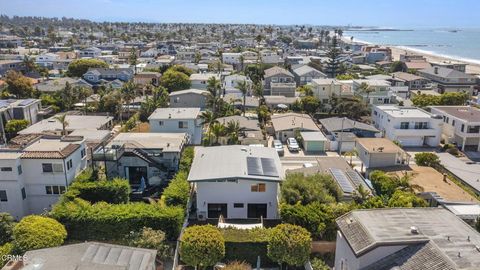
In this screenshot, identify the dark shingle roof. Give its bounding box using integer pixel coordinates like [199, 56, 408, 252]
[362, 242, 455, 270]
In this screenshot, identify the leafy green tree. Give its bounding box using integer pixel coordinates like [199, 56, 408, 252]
[301, 96, 321, 114]
[411, 94, 440, 107]
[297, 85, 313, 96]
[224, 261, 252, 270]
[257, 105, 270, 126]
[267, 224, 311, 268]
[390, 61, 406, 72]
[180, 225, 225, 270]
[245, 65, 264, 84]
[414, 152, 440, 167]
[369, 170, 403, 197]
[160, 69, 191, 92]
[5, 119, 29, 137]
[128, 227, 170, 260]
[310, 257, 330, 270]
[361, 196, 387, 209]
[352, 185, 370, 204]
[5, 70, 35, 98]
[281, 173, 341, 205]
[13, 215, 67, 253]
[439, 92, 468, 105]
[169, 65, 193, 76]
[387, 190, 428, 207]
[138, 86, 169, 122]
[0, 213, 15, 245]
[280, 202, 352, 240]
[129, 47, 138, 74]
[67, 59, 108, 77]
[0, 243, 13, 268]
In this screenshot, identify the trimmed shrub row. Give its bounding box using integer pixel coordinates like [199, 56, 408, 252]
[50, 198, 184, 241]
[63, 178, 131, 204]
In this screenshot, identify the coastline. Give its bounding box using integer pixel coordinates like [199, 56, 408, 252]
[342, 37, 480, 74]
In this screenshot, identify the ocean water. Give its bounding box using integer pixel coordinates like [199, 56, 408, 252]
[344, 29, 480, 65]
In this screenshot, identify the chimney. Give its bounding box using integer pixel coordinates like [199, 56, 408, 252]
[434, 66, 439, 74]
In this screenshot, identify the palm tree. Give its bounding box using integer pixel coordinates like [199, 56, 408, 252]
[120, 81, 137, 122]
[344, 149, 358, 165]
[206, 77, 222, 115]
[210, 122, 226, 145]
[359, 82, 374, 104]
[391, 171, 424, 193]
[54, 114, 69, 136]
[353, 185, 370, 204]
[22, 55, 36, 74]
[236, 80, 249, 116]
[225, 120, 241, 144]
[199, 111, 218, 146]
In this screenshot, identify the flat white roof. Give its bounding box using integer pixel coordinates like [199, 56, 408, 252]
[148, 107, 201, 120]
[376, 105, 432, 118]
[109, 132, 187, 152]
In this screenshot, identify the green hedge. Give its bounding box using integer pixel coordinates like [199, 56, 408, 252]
[221, 228, 275, 267]
[50, 198, 184, 241]
[63, 178, 131, 204]
[162, 171, 190, 207]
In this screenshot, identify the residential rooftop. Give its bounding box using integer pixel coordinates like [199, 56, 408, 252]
[188, 145, 284, 182]
[6, 242, 157, 270]
[148, 107, 201, 120]
[19, 115, 113, 135]
[430, 106, 480, 123]
[337, 208, 480, 269]
[356, 138, 404, 153]
[168, 88, 210, 96]
[270, 113, 319, 132]
[375, 105, 433, 118]
[108, 132, 187, 152]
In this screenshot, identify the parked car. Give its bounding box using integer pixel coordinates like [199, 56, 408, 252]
[272, 139, 284, 156]
[287, 137, 300, 152]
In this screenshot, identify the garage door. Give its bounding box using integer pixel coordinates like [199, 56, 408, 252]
[305, 141, 325, 152]
[397, 137, 423, 147]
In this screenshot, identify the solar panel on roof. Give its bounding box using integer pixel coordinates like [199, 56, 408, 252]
[261, 157, 279, 177]
[330, 168, 355, 193]
[247, 156, 279, 177]
[247, 156, 263, 176]
[345, 170, 364, 187]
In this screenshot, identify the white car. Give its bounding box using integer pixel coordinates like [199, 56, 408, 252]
[272, 140, 284, 156]
[287, 137, 300, 152]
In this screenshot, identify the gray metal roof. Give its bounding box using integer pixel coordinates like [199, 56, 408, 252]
[21, 242, 156, 270]
[187, 145, 284, 182]
[419, 67, 475, 79]
[337, 208, 480, 269]
[319, 117, 379, 133]
[437, 153, 480, 193]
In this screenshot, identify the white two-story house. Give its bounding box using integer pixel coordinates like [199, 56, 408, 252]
[430, 106, 480, 152]
[372, 105, 443, 147]
[0, 135, 87, 220]
[188, 145, 284, 220]
[148, 107, 203, 145]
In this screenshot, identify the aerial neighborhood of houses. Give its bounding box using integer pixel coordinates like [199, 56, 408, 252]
[1, 15, 480, 270]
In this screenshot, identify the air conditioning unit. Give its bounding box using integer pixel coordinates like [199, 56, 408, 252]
[198, 211, 207, 221]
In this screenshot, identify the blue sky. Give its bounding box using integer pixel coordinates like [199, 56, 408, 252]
[1, 0, 478, 28]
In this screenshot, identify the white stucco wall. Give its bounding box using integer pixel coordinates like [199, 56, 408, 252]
[195, 179, 280, 219]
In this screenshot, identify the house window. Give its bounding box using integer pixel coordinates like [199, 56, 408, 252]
[18, 165, 22, 175]
[42, 163, 53, 173]
[45, 185, 66, 195]
[251, 183, 266, 192]
[452, 120, 456, 127]
[414, 122, 428, 129]
[234, 203, 244, 208]
[66, 159, 73, 170]
[178, 121, 188, 129]
[400, 122, 409, 129]
[81, 149, 86, 158]
[21, 187, 26, 200]
[0, 167, 12, 172]
[159, 121, 164, 126]
[461, 124, 465, 132]
[53, 164, 64, 172]
[0, 190, 7, 202]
